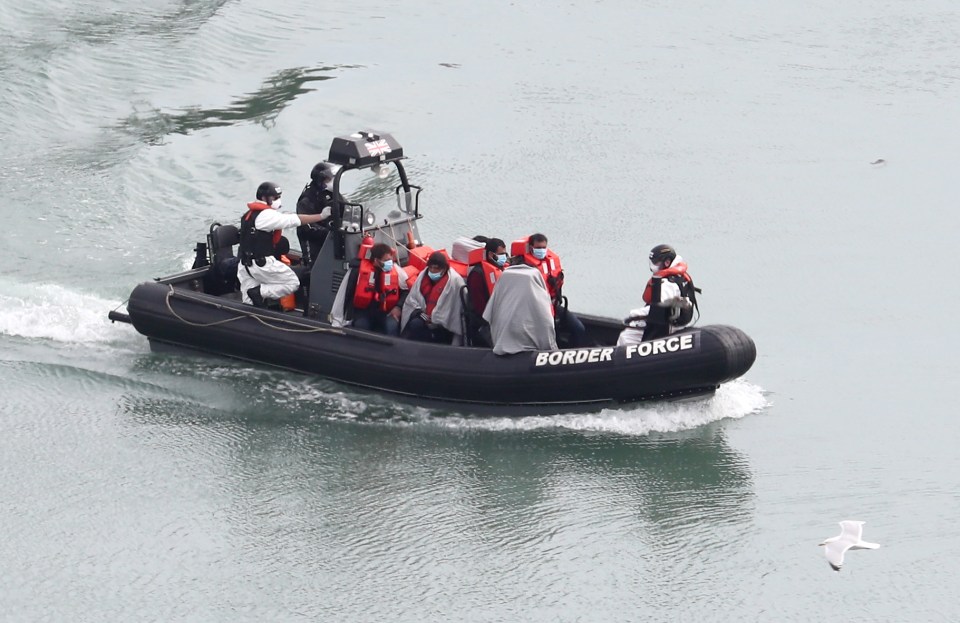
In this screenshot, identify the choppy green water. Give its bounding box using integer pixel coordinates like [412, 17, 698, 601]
[1, 0, 958, 620]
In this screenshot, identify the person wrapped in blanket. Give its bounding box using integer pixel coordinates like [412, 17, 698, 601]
[400, 251, 466, 344]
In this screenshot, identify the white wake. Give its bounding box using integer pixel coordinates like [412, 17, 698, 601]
[425, 379, 769, 434]
[266, 375, 769, 435]
[0, 280, 136, 346]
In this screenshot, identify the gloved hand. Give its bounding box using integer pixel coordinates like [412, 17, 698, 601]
[319, 206, 332, 220]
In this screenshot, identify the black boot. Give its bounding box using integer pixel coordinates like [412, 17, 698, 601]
[247, 286, 265, 308]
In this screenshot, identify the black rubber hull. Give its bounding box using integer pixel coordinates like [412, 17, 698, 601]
[127, 281, 756, 408]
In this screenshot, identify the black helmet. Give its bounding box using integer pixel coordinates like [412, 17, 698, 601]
[310, 161, 335, 184]
[256, 181, 282, 201]
[649, 244, 676, 271]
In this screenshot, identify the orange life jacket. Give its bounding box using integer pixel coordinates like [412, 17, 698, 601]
[407, 245, 438, 270]
[477, 260, 502, 296]
[404, 264, 422, 289]
[239, 201, 283, 266]
[244, 201, 283, 246]
[420, 272, 449, 317]
[354, 260, 401, 313]
[642, 261, 692, 305]
[448, 259, 470, 278]
[353, 235, 401, 312]
[523, 250, 564, 301]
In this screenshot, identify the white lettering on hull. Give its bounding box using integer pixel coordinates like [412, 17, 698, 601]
[534, 334, 695, 368]
[535, 347, 614, 367]
[624, 334, 694, 360]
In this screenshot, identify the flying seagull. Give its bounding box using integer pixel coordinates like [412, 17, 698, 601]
[819, 520, 880, 571]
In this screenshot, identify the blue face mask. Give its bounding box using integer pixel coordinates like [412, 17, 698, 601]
[532, 247, 548, 260]
[381, 259, 394, 272]
[495, 253, 507, 267]
[427, 270, 443, 281]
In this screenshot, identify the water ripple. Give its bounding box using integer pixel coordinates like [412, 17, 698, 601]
[118, 65, 354, 145]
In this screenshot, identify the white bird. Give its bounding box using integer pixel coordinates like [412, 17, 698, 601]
[819, 520, 880, 571]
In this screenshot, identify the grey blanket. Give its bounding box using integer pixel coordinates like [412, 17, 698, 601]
[482, 264, 557, 355]
[401, 269, 466, 339]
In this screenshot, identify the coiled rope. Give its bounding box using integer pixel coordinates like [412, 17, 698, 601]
[163, 286, 345, 335]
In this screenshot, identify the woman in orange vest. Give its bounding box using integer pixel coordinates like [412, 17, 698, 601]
[351, 241, 406, 336]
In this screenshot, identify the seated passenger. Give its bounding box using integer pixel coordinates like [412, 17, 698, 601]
[400, 251, 465, 344]
[351, 242, 407, 336]
[482, 264, 557, 355]
[617, 244, 699, 345]
[514, 232, 587, 347]
[466, 237, 507, 345]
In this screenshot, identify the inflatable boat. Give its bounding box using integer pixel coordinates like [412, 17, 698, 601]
[109, 131, 756, 410]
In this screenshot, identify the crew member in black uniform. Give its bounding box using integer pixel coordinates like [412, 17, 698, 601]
[296, 161, 342, 267]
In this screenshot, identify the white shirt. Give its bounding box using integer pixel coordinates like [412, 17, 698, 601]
[251, 208, 302, 232]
